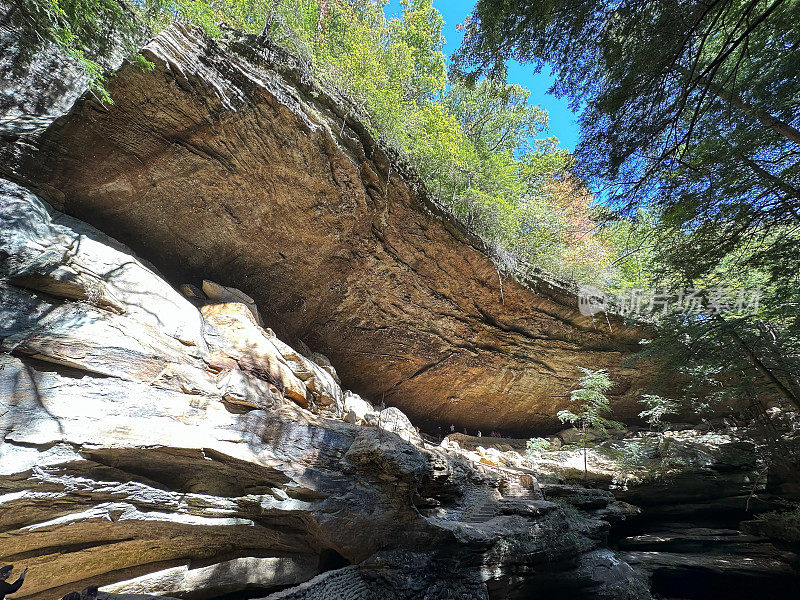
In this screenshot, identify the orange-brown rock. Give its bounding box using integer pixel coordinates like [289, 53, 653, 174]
[19, 25, 648, 433]
[201, 303, 308, 406]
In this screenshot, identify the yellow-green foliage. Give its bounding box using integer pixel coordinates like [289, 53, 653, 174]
[406, 103, 475, 178]
[24, 0, 617, 285]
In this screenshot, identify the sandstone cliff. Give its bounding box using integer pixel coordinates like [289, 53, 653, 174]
[2, 16, 799, 600]
[0, 180, 648, 599]
[6, 23, 647, 434]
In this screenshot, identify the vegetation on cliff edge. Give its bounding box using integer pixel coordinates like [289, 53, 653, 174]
[15, 0, 634, 285]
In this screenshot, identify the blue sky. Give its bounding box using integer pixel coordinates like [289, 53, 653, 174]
[384, 0, 581, 151]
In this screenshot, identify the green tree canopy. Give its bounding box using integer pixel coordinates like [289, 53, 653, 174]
[453, 0, 800, 418]
[445, 78, 549, 156]
[453, 0, 800, 271]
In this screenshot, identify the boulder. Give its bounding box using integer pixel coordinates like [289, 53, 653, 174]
[376, 407, 422, 443]
[557, 427, 604, 445]
[310, 351, 332, 368]
[342, 391, 377, 424]
[303, 359, 343, 407]
[268, 336, 316, 381]
[200, 302, 308, 407]
[216, 368, 282, 410]
[202, 279, 264, 326]
[178, 283, 206, 305]
[572, 550, 652, 600]
[0, 180, 205, 348]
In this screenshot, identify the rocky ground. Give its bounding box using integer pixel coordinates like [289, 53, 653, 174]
[0, 181, 653, 599]
[441, 426, 800, 599]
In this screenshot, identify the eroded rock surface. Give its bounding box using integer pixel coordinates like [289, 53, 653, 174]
[0, 182, 649, 599]
[518, 430, 800, 599]
[11, 23, 648, 433]
[0, 0, 140, 183]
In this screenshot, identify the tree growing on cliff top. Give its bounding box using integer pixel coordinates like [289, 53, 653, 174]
[14, 0, 618, 285]
[452, 0, 800, 251]
[451, 0, 800, 284]
[451, 0, 800, 289]
[558, 368, 623, 478]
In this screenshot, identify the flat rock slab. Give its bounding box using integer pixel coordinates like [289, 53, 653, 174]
[622, 550, 797, 575]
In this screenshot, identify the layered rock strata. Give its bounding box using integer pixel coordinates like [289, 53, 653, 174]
[6, 21, 648, 433]
[0, 181, 648, 599]
[516, 429, 800, 599]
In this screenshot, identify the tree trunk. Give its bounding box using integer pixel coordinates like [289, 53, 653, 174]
[258, 0, 282, 42]
[582, 424, 588, 479]
[713, 313, 800, 411]
[583, 444, 587, 479]
[677, 67, 800, 145]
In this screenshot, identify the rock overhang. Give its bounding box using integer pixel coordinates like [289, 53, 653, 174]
[14, 24, 649, 435]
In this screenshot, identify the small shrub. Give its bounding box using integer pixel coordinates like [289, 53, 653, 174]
[558, 367, 623, 478]
[639, 394, 679, 431]
[526, 437, 552, 456]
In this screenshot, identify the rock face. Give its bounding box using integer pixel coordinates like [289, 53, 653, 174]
[0, 0, 138, 183]
[0, 181, 650, 599]
[524, 430, 800, 599]
[2, 19, 797, 600]
[10, 23, 648, 434]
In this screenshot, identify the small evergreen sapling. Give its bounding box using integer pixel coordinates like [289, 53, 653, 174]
[558, 367, 623, 478]
[525, 437, 552, 457]
[639, 394, 679, 431]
